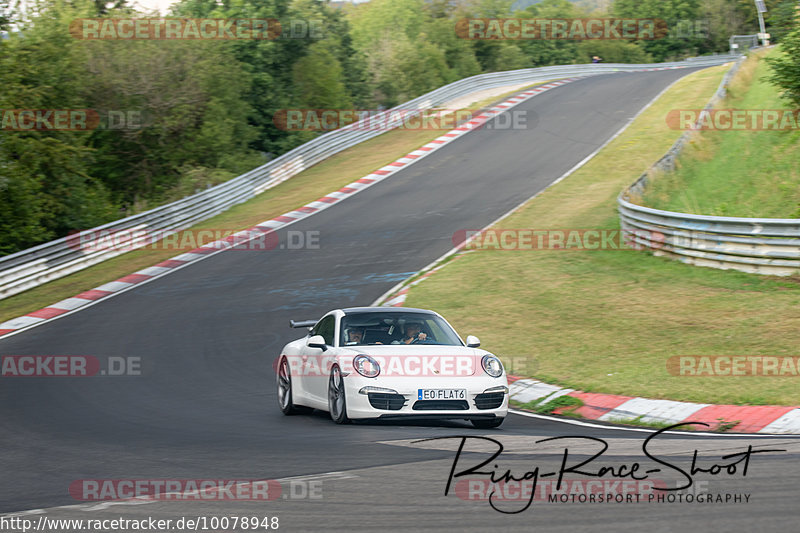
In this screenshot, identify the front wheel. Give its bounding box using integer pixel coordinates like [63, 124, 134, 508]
[328, 365, 350, 424]
[471, 417, 504, 429]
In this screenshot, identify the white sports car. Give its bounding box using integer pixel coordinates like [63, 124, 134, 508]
[275, 307, 508, 428]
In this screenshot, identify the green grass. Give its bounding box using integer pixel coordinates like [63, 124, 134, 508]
[534, 395, 584, 415]
[0, 84, 543, 323]
[510, 395, 583, 415]
[509, 395, 583, 418]
[404, 62, 800, 406]
[603, 417, 742, 432]
[642, 49, 800, 218]
[604, 416, 694, 431]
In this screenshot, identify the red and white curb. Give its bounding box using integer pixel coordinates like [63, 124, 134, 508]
[509, 378, 800, 434]
[0, 78, 583, 340]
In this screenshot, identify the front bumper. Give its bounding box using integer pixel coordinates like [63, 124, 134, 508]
[343, 374, 508, 420]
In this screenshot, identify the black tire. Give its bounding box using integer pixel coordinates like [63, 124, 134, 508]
[277, 357, 305, 415]
[471, 417, 504, 429]
[328, 365, 350, 424]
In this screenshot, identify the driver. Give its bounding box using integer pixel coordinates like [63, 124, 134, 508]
[398, 321, 427, 344]
[345, 327, 365, 345]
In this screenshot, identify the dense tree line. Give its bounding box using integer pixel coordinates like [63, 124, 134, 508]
[767, 7, 800, 108]
[0, 0, 795, 255]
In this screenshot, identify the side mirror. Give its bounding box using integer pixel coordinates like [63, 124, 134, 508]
[307, 335, 327, 351]
[465, 335, 480, 348]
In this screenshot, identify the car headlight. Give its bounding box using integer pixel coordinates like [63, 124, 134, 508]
[481, 354, 503, 378]
[353, 354, 380, 378]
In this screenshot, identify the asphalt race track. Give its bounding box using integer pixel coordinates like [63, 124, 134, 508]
[3, 67, 800, 532]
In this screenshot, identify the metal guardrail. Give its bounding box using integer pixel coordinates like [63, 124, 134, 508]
[618, 202, 800, 275]
[0, 55, 742, 300]
[618, 52, 800, 276]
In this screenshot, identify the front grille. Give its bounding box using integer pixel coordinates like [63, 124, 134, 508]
[474, 392, 505, 410]
[412, 400, 469, 411]
[368, 393, 406, 410]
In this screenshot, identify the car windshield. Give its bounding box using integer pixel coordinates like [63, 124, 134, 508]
[340, 312, 463, 346]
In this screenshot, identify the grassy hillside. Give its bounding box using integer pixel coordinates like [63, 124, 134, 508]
[642, 49, 800, 218]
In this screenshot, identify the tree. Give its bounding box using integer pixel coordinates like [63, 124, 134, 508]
[173, 0, 368, 155]
[0, 0, 265, 254]
[701, 0, 752, 53]
[513, 0, 584, 66]
[0, 0, 11, 32]
[613, 0, 704, 61]
[766, 16, 800, 107]
[363, 32, 455, 106]
[82, 38, 261, 208]
[172, 0, 295, 156]
[472, 41, 530, 71]
[0, 168, 52, 255]
[767, 0, 800, 43]
[292, 41, 352, 109]
[421, 15, 482, 79]
[348, 0, 428, 53]
[0, 0, 117, 253]
[348, 0, 434, 105]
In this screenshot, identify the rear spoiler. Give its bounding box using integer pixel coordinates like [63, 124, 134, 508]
[290, 319, 317, 328]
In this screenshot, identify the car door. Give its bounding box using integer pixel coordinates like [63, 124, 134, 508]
[303, 314, 337, 405]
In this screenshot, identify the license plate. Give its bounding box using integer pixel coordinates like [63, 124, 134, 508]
[418, 388, 467, 400]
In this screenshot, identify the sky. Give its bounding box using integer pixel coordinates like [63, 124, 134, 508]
[130, 0, 180, 14]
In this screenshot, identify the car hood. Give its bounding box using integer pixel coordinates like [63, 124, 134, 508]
[341, 344, 490, 377]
